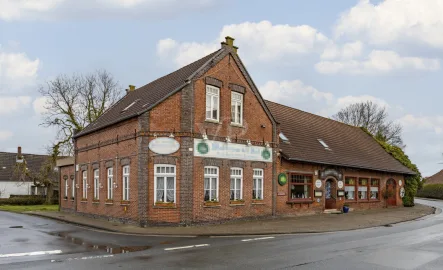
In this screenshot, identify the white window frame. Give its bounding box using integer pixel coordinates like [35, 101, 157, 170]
[205, 85, 220, 122]
[72, 178, 75, 199]
[154, 164, 176, 203]
[82, 171, 87, 199]
[64, 178, 68, 198]
[253, 169, 264, 200]
[107, 167, 113, 200]
[93, 169, 99, 200]
[230, 168, 243, 200]
[122, 166, 130, 201]
[204, 166, 219, 202]
[231, 92, 243, 125]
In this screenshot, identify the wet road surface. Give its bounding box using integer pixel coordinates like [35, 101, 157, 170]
[1, 198, 443, 269]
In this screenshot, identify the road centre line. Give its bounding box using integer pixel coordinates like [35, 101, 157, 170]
[241, 237, 275, 242]
[164, 244, 209, 251]
[0, 250, 62, 258]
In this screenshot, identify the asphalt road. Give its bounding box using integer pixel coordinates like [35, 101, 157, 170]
[1, 198, 443, 270]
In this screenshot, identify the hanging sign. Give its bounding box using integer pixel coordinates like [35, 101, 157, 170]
[400, 187, 405, 198]
[149, 137, 180, 155]
[278, 173, 288, 186]
[194, 139, 272, 162]
[399, 180, 403, 186]
[338, 181, 344, 189]
[315, 180, 322, 188]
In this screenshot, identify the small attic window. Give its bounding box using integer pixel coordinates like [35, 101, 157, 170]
[121, 99, 140, 112]
[318, 139, 330, 150]
[279, 132, 289, 143]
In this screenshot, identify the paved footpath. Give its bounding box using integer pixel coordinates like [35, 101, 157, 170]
[27, 204, 434, 236]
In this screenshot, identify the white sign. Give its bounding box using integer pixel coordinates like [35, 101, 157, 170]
[193, 139, 272, 162]
[338, 181, 344, 189]
[315, 180, 322, 188]
[400, 187, 405, 198]
[149, 137, 180, 155]
[399, 180, 403, 186]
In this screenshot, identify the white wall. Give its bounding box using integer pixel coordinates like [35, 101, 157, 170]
[0, 181, 33, 198]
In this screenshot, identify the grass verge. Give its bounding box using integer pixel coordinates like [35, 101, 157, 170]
[0, 204, 59, 213]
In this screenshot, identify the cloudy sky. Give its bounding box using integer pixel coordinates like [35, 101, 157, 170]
[1, 0, 443, 176]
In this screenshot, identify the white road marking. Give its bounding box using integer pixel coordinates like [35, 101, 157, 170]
[164, 244, 209, 251]
[0, 250, 62, 258]
[51, 254, 114, 263]
[241, 237, 275, 242]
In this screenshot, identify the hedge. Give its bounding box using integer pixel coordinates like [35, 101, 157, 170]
[416, 184, 443, 200]
[0, 196, 46, 206]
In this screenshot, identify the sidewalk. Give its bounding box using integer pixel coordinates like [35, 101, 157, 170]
[27, 204, 435, 236]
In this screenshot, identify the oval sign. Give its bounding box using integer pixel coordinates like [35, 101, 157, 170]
[337, 180, 344, 189]
[315, 179, 322, 188]
[278, 173, 288, 186]
[149, 137, 180, 155]
[399, 180, 403, 186]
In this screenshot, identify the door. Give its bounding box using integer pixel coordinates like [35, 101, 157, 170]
[325, 179, 336, 209]
[386, 179, 397, 206]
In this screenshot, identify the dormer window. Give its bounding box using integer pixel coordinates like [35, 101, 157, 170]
[318, 139, 330, 150]
[279, 132, 289, 144]
[121, 99, 140, 113]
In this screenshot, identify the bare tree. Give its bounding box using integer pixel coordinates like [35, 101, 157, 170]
[333, 101, 404, 147]
[39, 70, 122, 155]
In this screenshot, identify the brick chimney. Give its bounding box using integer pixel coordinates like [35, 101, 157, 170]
[221, 36, 238, 53]
[17, 146, 22, 157]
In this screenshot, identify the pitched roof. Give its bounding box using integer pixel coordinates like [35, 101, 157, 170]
[424, 170, 443, 185]
[265, 100, 414, 175]
[0, 152, 50, 182]
[75, 49, 223, 137]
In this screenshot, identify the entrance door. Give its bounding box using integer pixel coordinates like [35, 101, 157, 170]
[325, 179, 336, 209]
[386, 179, 397, 206]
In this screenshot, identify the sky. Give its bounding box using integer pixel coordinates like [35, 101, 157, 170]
[0, 0, 442, 176]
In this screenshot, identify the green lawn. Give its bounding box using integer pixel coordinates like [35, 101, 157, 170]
[0, 204, 59, 213]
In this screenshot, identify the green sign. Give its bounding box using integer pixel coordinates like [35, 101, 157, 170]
[261, 149, 271, 160]
[197, 142, 209, 154]
[278, 173, 288, 186]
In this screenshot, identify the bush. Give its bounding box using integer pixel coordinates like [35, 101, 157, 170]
[416, 184, 443, 200]
[0, 196, 46, 206]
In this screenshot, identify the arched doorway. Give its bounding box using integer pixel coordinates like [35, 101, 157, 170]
[386, 179, 397, 206]
[325, 178, 337, 209]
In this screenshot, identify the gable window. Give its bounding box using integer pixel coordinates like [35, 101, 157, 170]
[154, 165, 176, 203]
[122, 166, 130, 201]
[231, 92, 243, 125]
[93, 169, 99, 200]
[204, 166, 219, 201]
[253, 169, 264, 200]
[345, 177, 356, 200]
[107, 168, 113, 200]
[358, 178, 368, 200]
[370, 179, 379, 200]
[289, 174, 312, 200]
[230, 168, 243, 200]
[82, 171, 87, 199]
[206, 85, 219, 121]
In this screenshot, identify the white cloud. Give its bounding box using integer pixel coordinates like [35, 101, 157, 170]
[316, 50, 440, 75]
[399, 115, 443, 135]
[0, 96, 32, 115]
[0, 130, 13, 141]
[0, 50, 40, 90]
[33, 97, 48, 115]
[0, 0, 215, 21]
[321, 41, 364, 60]
[334, 0, 443, 48]
[157, 20, 330, 67]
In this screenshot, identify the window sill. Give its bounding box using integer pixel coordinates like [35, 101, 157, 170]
[80, 199, 88, 203]
[204, 119, 221, 125]
[154, 202, 176, 208]
[230, 123, 244, 128]
[121, 200, 130, 206]
[203, 201, 221, 207]
[105, 202, 114, 205]
[286, 200, 313, 204]
[63, 198, 68, 201]
[92, 201, 100, 204]
[252, 200, 265, 205]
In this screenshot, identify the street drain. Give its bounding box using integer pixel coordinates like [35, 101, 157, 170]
[9, 226, 23, 229]
[50, 231, 150, 254]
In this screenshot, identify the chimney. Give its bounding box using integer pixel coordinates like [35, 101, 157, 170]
[129, 85, 136, 92]
[17, 146, 22, 158]
[221, 36, 238, 54]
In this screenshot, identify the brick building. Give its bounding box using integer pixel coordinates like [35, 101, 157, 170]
[59, 37, 414, 226]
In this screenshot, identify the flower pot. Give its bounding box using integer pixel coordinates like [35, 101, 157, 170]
[343, 206, 350, 213]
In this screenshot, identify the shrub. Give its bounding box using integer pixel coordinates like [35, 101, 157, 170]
[416, 184, 443, 200]
[0, 196, 46, 206]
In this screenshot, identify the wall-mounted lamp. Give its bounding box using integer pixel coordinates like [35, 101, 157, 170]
[113, 182, 118, 189]
[75, 184, 79, 189]
[87, 184, 91, 189]
[226, 136, 231, 143]
[246, 139, 252, 146]
[169, 133, 175, 138]
[99, 183, 104, 189]
[202, 133, 208, 140]
[265, 142, 270, 148]
[153, 133, 158, 138]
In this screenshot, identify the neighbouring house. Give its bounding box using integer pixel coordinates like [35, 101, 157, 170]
[423, 170, 443, 185]
[0, 147, 56, 198]
[61, 37, 414, 226]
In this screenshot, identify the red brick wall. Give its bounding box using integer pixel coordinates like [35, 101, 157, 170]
[60, 165, 75, 211]
[75, 118, 139, 222]
[276, 158, 405, 216]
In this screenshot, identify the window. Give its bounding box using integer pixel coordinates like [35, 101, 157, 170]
[370, 179, 379, 200]
[65, 179, 68, 198]
[122, 166, 130, 201]
[121, 99, 140, 112]
[358, 178, 369, 200]
[107, 168, 113, 200]
[230, 168, 243, 200]
[345, 177, 356, 200]
[289, 174, 312, 200]
[253, 169, 264, 200]
[205, 85, 219, 121]
[318, 139, 330, 150]
[154, 165, 176, 203]
[72, 178, 75, 199]
[231, 92, 243, 125]
[82, 171, 87, 199]
[279, 132, 289, 143]
[93, 169, 99, 200]
[204, 167, 218, 201]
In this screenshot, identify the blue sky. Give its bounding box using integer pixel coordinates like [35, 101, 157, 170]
[1, 0, 443, 176]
